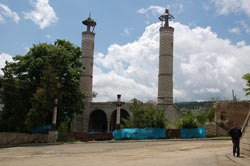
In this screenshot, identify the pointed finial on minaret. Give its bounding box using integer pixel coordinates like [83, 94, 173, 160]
[159, 9, 174, 27]
[82, 13, 96, 32]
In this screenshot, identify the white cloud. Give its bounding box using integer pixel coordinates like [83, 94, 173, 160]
[137, 6, 165, 15]
[46, 34, 51, 38]
[92, 22, 250, 102]
[137, 4, 183, 16]
[228, 27, 241, 34]
[170, 3, 184, 14]
[240, 20, 250, 33]
[122, 27, 133, 36]
[0, 53, 13, 75]
[0, 3, 20, 23]
[212, 0, 250, 17]
[124, 28, 130, 35]
[23, 0, 58, 29]
[203, 3, 210, 11]
[137, 4, 183, 25]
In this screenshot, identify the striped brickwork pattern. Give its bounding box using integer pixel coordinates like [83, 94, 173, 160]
[158, 27, 174, 105]
[81, 32, 95, 102]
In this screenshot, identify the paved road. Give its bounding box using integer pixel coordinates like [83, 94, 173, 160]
[0, 140, 241, 166]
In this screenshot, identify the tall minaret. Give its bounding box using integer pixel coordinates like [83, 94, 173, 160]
[81, 16, 96, 102]
[158, 9, 174, 105]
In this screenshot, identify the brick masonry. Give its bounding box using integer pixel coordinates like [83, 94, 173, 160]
[214, 101, 250, 156]
[240, 111, 250, 157]
[0, 132, 58, 146]
[215, 101, 250, 129]
[158, 26, 174, 105]
[75, 18, 181, 134]
[205, 123, 228, 137]
[81, 32, 95, 102]
[71, 102, 181, 133]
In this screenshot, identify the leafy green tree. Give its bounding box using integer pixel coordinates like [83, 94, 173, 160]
[0, 39, 84, 132]
[169, 103, 215, 129]
[181, 111, 199, 128]
[196, 111, 207, 125]
[206, 104, 215, 122]
[122, 99, 166, 128]
[25, 64, 61, 130]
[243, 73, 250, 96]
[0, 77, 27, 132]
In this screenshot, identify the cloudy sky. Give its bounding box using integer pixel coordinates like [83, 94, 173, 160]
[0, 0, 250, 102]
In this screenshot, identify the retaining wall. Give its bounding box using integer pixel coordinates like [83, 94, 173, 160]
[0, 131, 58, 146]
[241, 111, 250, 157]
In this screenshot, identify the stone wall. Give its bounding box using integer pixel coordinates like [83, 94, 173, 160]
[216, 125, 228, 136]
[0, 132, 58, 146]
[205, 124, 216, 137]
[71, 102, 181, 133]
[215, 101, 250, 129]
[240, 111, 250, 157]
[71, 102, 132, 133]
[205, 123, 228, 137]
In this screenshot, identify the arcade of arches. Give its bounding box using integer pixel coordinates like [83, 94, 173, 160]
[89, 109, 130, 133]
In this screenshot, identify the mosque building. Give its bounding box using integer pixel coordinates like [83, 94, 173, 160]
[71, 9, 181, 133]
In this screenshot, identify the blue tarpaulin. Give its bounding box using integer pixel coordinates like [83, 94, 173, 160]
[113, 128, 166, 140]
[88, 132, 101, 135]
[180, 127, 206, 138]
[32, 125, 52, 134]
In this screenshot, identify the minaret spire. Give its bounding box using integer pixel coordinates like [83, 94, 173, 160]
[159, 9, 174, 27]
[80, 16, 96, 102]
[157, 9, 174, 105]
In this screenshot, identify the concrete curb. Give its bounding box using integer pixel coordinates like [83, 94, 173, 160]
[85, 137, 231, 143]
[226, 153, 250, 166]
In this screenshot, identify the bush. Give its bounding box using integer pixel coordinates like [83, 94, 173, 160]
[181, 111, 199, 128]
[58, 116, 70, 141]
[121, 99, 167, 128]
[171, 103, 215, 129]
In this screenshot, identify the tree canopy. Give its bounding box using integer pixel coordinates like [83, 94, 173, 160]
[122, 99, 166, 128]
[0, 39, 84, 132]
[242, 73, 250, 96]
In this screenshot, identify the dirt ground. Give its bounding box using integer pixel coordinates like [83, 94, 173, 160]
[0, 140, 238, 166]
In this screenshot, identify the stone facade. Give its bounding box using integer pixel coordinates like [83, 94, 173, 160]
[71, 102, 132, 133]
[81, 32, 95, 102]
[241, 111, 250, 157]
[215, 101, 250, 129]
[158, 27, 174, 105]
[205, 123, 228, 137]
[73, 12, 181, 134]
[71, 102, 180, 133]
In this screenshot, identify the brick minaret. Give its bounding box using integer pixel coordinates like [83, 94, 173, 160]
[158, 9, 174, 105]
[81, 16, 96, 102]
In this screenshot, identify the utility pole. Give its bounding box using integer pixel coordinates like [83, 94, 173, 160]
[52, 98, 58, 130]
[232, 89, 237, 101]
